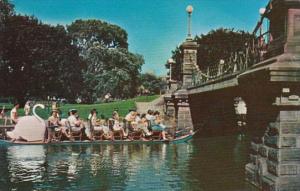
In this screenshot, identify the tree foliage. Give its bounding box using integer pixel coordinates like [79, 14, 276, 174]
[0, 0, 14, 24]
[1, 3, 146, 103]
[170, 46, 182, 82]
[0, 0, 14, 69]
[68, 20, 144, 102]
[195, 28, 253, 70]
[139, 73, 166, 95]
[1, 15, 83, 103]
[83, 46, 144, 100]
[67, 19, 128, 57]
[168, 28, 254, 76]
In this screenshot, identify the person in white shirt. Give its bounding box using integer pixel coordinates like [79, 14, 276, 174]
[137, 114, 151, 136]
[24, 101, 31, 116]
[145, 110, 155, 131]
[88, 108, 96, 121]
[90, 110, 111, 139]
[145, 110, 154, 121]
[10, 103, 19, 124]
[135, 113, 141, 123]
[0, 106, 5, 118]
[125, 111, 136, 122]
[112, 111, 126, 137]
[67, 109, 84, 133]
[125, 110, 137, 134]
[234, 97, 247, 136]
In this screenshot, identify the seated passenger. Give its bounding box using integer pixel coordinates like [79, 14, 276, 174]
[146, 110, 154, 121]
[112, 112, 126, 138]
[112, 110, 119, 120]
[127, 120, 145, 140]
[145, 109, 155, 131]
[67, 109, 85, 140]
[10, 103, 19, 124]
[24, 101, 31, 116]
[91, 111, 112, 140]
[155, 111, 166, 128]
[130, 121, 138, 131]
[124, 110, 137, 134]
[47, 109, 69, 143]
[151, 111, 167, 140]
[137, 114, 151, 136]
[135, 113, 141, 123]
[88, 108, 97, 121]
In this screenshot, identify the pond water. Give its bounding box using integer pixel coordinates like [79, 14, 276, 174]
[0, 135, 258, 191]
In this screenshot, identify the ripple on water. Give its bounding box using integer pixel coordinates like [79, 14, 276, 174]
[0, 136, 259, 191]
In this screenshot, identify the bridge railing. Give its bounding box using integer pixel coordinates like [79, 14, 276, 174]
[191, 30, 285, 86]
[192, 44, 253, 86]
[190, 1, 290, 87]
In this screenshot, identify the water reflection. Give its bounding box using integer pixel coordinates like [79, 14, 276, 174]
[1, 143, 193, 190]
[0, 136, 259, 191]
[8, 146, 46, 184]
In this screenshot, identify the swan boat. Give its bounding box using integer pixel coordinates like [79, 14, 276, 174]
[0, 104, 196, 146]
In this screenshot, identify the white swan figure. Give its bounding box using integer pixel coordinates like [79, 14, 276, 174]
[33, 104, 45, 122]
[7, 104, 46, 142]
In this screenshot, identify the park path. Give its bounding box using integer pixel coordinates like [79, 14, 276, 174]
[135, 95, 165, 114]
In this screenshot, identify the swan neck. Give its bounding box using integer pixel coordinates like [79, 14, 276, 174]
[33, 104, 44, 122]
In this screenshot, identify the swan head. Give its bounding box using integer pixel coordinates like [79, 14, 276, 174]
[33, 104, 45, 109]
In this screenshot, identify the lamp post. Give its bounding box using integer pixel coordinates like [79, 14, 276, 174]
[218, 59, 225, 75]
[186, 5, 194, 40]
[168, 58, 175, 81]
[259, 8, 266, 16]
[259, 8, 266, 37]
[167, 58, 176, 90]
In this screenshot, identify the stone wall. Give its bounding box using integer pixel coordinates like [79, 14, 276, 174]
[245, 95, 300, 191]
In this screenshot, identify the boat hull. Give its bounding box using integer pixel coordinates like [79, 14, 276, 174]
[0, 132, 195, 146]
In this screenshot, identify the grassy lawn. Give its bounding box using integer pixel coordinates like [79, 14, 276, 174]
[5, 95, 160, 120]
[58, 100, 136, 120]
[0, 103, 13, 109]
[131, 95, 159, 102]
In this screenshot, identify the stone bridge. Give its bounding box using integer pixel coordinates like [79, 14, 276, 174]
[164, 0, 300, 190]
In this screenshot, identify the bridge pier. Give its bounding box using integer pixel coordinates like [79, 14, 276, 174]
[173, 89, 193, 132]
[245, 94, 300, 191]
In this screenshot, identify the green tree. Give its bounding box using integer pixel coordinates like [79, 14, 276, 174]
[168, 46, 182, 82]
[140, 73, 166, 95]
[1, 15, 84, 103]
[195, 28, 253, 70]
[84, 45, 143, 101]
[68, 19, 144, 102]
[67, 19, 128, 57]
[168, 28, 254, 79]
[0, 0, 14, 26]
[0, 0, 14, 82]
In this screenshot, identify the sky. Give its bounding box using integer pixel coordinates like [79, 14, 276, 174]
[12, 0, 269, 76]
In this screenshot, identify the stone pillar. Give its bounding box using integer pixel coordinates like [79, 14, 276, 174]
[164, 94, 175, 117]
[180, 40, 198, 88]
[169, 81, 178, 92]
[266, 0, 300, 56]
[245, 94, 300, 191]
[174, 89, 193, 132]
